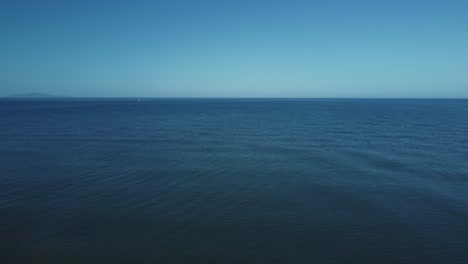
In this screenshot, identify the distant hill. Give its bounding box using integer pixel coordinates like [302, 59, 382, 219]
[5, 93, 71, 98]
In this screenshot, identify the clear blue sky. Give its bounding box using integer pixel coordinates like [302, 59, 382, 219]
[1, 0, 467, 98]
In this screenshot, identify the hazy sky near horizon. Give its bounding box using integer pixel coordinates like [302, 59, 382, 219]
[1, 0, 468, 98]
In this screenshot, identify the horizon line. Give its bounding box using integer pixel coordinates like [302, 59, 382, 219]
[2, 97, 468, 100]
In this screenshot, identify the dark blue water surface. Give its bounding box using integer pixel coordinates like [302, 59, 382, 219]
[1, 99, 467, 264]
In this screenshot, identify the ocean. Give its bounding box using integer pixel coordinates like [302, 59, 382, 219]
[1, 99, 467, 263]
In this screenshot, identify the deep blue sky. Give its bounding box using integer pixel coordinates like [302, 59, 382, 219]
[1, 0, 467, 98]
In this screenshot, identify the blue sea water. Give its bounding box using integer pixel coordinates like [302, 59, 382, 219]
[0, 99, 467, 264]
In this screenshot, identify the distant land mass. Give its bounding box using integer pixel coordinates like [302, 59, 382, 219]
[5, 93, 72, 98]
